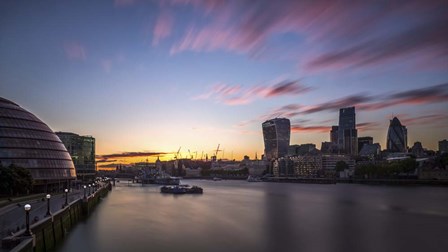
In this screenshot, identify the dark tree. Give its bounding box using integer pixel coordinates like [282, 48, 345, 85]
[335, 161, 349, 172]
[0, 164, 33, 196]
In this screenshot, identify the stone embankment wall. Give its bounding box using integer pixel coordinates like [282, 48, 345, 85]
[2, 182, 112, 252]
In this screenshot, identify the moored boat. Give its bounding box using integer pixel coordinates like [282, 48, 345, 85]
[160, 185, 203, 194]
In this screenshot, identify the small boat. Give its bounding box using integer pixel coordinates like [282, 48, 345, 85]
[213, 177, 222, 181]
[160, 185, 203, 194]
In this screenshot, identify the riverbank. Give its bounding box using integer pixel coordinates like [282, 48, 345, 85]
[337, 178, 448, 186]
[1, 182, 112, 252]
[184, 176, 448, 186]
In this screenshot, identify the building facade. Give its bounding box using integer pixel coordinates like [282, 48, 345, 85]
[291, 154, 322, 177]
[439, 139, 448, 154]
[56, 132, 95, 180]
[386, 117, 407, 153]
[358, 137, 373, 153]
[338, 107, 358, 155]
[322, 154, 355, 176]
[330, 126, 339, 144]
[288, 143, 317, 156]
[0, 97, 76, 192]
[262, 118, 291, 160]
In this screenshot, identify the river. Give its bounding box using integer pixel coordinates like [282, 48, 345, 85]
[57, 180, 448, 252]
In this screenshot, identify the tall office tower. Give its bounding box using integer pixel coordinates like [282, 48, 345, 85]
[386, 117, 408, 153]
[330, 126, 339, 144]
[262, 118, 291, 160]
[56, 132, 96, 180]
[338, 107, 358, 155]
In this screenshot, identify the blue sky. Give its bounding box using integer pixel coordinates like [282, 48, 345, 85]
[1, 0, 447, 165]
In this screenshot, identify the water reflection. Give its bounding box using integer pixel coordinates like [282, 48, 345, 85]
[57, 180, 448, 252]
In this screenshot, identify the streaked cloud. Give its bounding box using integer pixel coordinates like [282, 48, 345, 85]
[264, 82, 448, 120]
[153, 10, 174, 46]
[291, 125, 330, 133]
[63, 42, 86, 61]
[193, 80, 311, 105]
[400, 114, 448, 126]
[162, 0, 448, 71]
[97, 151, 168, 159]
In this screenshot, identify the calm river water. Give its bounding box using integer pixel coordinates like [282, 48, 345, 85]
[57, 180, 448, 252]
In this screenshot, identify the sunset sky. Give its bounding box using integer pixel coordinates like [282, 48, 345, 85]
[1, 0, 447, 167]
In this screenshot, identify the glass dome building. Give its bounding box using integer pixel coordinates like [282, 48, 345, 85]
[0, 97, 76, 191]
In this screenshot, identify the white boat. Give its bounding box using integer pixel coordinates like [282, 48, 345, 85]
[213, 177, 222, 181]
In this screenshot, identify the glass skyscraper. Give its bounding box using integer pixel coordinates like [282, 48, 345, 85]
[0, 97, 76, 191]
[56, 132, 96, 180]
[262, 118, 291, 160]
[387, 117, 407, 152]
[337, 107, 358, 155]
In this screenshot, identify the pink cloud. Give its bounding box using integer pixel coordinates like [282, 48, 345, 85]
[163, 0, 447, 71]
[153, 10, 174, 46]
[400, 114, 448, 126]
[259, 82, 448, 122]
[193, 80, 310, 106]
[63, 42, 86, 61]
[291, 125, 330, 133]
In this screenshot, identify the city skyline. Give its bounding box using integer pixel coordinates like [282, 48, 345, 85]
[1, 1, 447, 166]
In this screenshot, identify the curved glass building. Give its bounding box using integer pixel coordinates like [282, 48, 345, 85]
[0, 97, 76, 191]
[387, 117, 408, 153]
[262, 118, 291, 160]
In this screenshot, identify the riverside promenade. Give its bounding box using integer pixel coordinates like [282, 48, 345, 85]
[1, 181, 112, 252]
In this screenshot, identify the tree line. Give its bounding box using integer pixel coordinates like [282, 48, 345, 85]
[0, 163, 33, 196]
[355, 158, 418, 179]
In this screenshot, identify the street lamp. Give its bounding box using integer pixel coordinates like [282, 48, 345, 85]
[88, 184, 91, 195]
[45, 194, 51, 217]
[24, 204, 32, 236]
[64, 188, 69, 207]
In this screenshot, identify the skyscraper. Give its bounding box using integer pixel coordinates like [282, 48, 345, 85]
[338, 107, 358, 155]
[330, 126, 339, 144]
[262, 118, 291, 160]
[387, 117, 407, 153]
[56, 132, 96, 180]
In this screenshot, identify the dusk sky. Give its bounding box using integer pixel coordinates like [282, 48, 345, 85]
[1, 0, 447, 167]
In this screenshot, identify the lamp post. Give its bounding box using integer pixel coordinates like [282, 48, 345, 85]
[64, 188, 69, 207]
[45, 194, 51, 217]
[88, 184, 91, 195]
[83, 185, 87, 199]
[24, 204, 32, 236]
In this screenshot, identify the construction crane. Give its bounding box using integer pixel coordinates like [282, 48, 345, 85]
[214, 144, 220, 158]
[174, 146, 181, 159]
